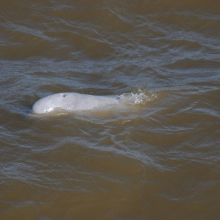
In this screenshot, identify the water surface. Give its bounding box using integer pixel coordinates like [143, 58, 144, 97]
[0, 0, 220, 219]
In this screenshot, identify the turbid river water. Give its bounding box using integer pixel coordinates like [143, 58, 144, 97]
[0, 0, 220, 219]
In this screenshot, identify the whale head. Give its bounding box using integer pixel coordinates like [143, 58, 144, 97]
[32, 93, 77, 114]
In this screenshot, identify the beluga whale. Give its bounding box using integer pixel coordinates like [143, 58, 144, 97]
[32, 92, 122, 115]
[32, 91, 158, 116]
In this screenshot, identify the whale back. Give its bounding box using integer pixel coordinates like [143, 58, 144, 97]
[32, 93, 119, 114]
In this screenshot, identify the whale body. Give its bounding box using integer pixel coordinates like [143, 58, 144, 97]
[32, 92, 121, 114]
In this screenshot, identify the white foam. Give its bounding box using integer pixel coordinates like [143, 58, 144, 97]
[118, 91, 158, 105]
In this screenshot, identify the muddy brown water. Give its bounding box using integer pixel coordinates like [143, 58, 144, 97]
[0, 0, 220, 219]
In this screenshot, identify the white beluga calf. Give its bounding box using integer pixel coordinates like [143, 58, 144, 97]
[32, 92, 121, 114]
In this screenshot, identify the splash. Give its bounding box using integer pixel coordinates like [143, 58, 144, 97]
[118, 91, 158, 106]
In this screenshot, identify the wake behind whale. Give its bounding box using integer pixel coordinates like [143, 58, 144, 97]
[32, 92, 158, 115]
